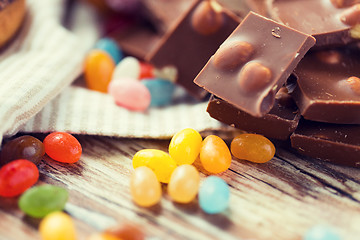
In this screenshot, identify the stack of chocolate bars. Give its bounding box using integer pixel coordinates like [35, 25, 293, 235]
[112, 0, 360, 167]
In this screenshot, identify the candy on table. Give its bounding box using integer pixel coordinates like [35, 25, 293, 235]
[84, 49, 115, 93]
[153, 66, 178, 83]
[108, 78, 151, 111]
[230, 134, 275, 163]
[94, 38, 124, 64]
[130, 166, 162, 207]
[105, 223, 145, 240]
[0, 135, 45, 166]
[194, 11, 315, 116]
[139, 62, 155, 79]
[199, 135, 232, 174]
[0, 159, 39, 197]
[141, 78, 176, 107]
[111, 56, 140, 80]
[198, 176, 230, 214]
[168, 128, 202, 165]
[43, 132, 82, 164]
[132, 149, 177, 183]
[168, 164, 200, 204]
[87, 233, 121, 240]
[39, 211, 76, 240]
[19, 184, 68, 218]
[303, 225, 341, 240]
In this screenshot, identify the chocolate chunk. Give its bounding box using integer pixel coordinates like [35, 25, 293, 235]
[194, 11, 315, 116]
[206, 89, 301, 140]
[289, 47, 360, 124]
[146, 0, 241, 99]
[268, 0, 360, 47]
[290, 119, 360, 167]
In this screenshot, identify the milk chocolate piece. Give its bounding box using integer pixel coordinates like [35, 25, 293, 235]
[290, 119, 360, 167]
[207, 89, 300, 140]
[146, 0, 241, 99]
[194, 11, 315, 116]
[289, 47, 360, 124]
[268, 0, 360, 47]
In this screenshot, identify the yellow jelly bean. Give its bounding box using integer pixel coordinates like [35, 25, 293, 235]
[87, 233, 121, 240]
[132, 149, 177, 183]
[168, 164, 200, 203]
[169, 128, 202, 165]
[200, 135, 232, 174]
[230, 134, 275, 163]
[39, 211, 76, 240]
[130, 166, 162, 207]
[84, 49, 115, 93]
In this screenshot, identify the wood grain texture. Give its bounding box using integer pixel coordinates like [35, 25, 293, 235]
[1, 134, 360, 240]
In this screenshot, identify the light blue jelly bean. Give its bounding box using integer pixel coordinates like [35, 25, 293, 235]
[94, 38, 123, 64]
[304, 225, 341, 240]
[141, 78, 175, 107]
[199, 176, 230, 214]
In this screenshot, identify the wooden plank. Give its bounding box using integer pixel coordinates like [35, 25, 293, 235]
[1, 135, 360, 240]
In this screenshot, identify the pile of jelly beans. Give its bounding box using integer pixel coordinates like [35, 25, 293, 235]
[84, 38, 177, 111]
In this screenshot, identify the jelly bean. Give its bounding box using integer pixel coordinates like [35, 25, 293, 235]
[112, 56, 140, 80]
[168, 165, 200, 203]
[94, 38, 123, 64]
[105, 223, 145, 240]
[304, 225, 341, 240]
[230, 134, 275, 163]
[139, 62, 154, 79]
[153, 66, 178, 83]
[108, 79, 151, 111]
[0, 135, 45, 166]
[0, 159, 39, 197]
[130, 166, 162, 207]
[19, 184, 68, 218]
[84, 49, 115, 93]
[200, 135, 232, 174]
[105, 0, 140, 13]
[87, 233, 121, 240]
[132, 149, 177, 183]
[169, 128, 202, 165]
[141, 78, 176, 107]
[198, 176, 230, 214]
[43, 132, 82, 163]
[39, 211, 76, 240]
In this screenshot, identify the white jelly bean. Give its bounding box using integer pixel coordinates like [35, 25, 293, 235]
[112, 56, 141, 80]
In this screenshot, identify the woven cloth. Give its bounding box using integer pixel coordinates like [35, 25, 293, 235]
[0, 0, 231, 143]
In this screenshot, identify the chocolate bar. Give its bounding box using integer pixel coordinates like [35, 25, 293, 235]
[207, 88, 301, 140]
[146, 0, 241, 99]
[290, 119, 360, 167]
[268, 0, 360, 47]
[194, 11, 315, 116]
[289, 47, 360, 124]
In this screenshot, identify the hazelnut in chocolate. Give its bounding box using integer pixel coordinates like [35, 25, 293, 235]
[194, 11, 315, 117]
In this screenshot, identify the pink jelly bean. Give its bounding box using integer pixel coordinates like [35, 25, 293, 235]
[108, 78, 151, 111]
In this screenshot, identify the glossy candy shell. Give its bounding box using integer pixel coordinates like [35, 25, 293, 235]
[112, 56, 140, 80]
[94, 38, 123, 64]
[105, 223, 145, 240]
[19, 184, 69, 218]
[0, 159, 39, 197]
[84, 49, 115, 93]
[141, 78, 175, 107]
[39, 211, 76, 240]
[43, 132, 82, 163]
[199, 176, 230, 214]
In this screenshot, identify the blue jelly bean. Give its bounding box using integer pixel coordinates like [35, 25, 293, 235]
[141, 78, 175, 107]
[94, 38, 123, 64]
[199, 176, 230, 214]
[304, 225, 341, 240]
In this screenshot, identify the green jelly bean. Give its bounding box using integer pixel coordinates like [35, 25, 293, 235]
[19, 184, 68, 218]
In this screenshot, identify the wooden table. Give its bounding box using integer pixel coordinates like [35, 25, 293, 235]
[1, 134, 360, 240]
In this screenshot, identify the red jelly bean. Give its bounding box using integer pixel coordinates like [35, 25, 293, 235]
[139, 62, 154, 79]
[43, 132, 82, 163]
[0, 159, 39, 197]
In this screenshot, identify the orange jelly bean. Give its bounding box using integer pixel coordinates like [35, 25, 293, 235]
[130, 166, 162, 207]
[84, 49, 115, 93]
[230, 134, 275, 163]
[87, 233, 121, 240]
[105, 223, 145, 240]
[200, 135, 232, 174]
